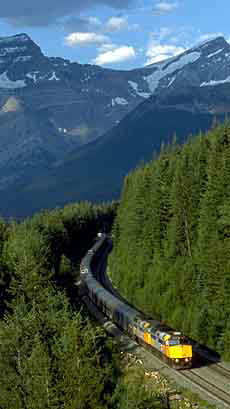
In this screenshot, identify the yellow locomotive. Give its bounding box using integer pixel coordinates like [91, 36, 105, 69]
[132, 317, 192, 368]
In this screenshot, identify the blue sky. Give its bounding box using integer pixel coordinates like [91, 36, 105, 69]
[0, 0, 229, 69]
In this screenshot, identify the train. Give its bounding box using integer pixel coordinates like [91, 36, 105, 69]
[80, 233, 193, 369]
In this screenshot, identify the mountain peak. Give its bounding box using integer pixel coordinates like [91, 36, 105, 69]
[194, 35, 227, 49]
[0, 33, 32, 44]
[183, 35, 230, 59]
[0, 32, 45, 87]
[187, 36, 229, 57]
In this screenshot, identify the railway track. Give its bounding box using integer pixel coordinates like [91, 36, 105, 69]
[178, 369, 230, 408]
[81, 237, 230, 408]
[209, 363, 230, 380]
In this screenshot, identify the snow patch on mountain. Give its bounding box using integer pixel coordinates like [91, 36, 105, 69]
[26, 71, 60, 83]
[112, 97, 128, 106]
[200, 77, 230, 87]
[144, 51, 201, 93]
[207, 49, 223, 58]
[167, 76, 176, 87]
[0, 71, 26, 88]
[128, 80, 151, 98]
[48, 72, 60, 81]
[26, 72, 38, 82]
[0, 47, 27, 55]
[14, 55, 32, 63]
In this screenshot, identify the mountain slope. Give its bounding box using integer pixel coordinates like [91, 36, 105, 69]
[1, 34, 230, 190]
[2, 35, 230, 216]
[2, 90, 226, 217]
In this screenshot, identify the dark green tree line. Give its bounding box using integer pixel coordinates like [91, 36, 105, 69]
[109, 122, 230, 359]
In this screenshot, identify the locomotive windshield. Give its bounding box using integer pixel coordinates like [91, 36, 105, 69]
[169, 338, 180, 345]
[169, 335, 191, 345]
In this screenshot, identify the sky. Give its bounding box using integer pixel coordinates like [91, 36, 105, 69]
[0, 0, 229, 70]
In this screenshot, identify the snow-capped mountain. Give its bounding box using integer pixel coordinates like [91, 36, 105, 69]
[1, 33, 230, 191]
[142, 36, 230, 95]
[1, 34, 230, 98]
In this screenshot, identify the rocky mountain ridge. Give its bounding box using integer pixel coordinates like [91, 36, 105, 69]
[1, 34, 230, 192]
[143, 36, 230, 96]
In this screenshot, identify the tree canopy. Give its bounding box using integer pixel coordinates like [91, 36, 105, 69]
[109, 121, 230, 360]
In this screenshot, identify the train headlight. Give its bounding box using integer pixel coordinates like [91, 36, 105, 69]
[185, 358, 188, 362]
[175, 359, 179, 363]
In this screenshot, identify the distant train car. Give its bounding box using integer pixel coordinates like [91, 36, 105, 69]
[80, 234, 192, 369]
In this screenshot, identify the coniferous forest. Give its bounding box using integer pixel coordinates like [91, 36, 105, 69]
[109, 121, 230, 360]
[2, 121, 230, 408]
[0, 202, 163, 409]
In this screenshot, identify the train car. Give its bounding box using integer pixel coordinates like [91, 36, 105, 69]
[80, 234, 192, 369]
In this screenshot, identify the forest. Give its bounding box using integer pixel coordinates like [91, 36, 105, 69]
[0, 201, 164, 409]
[2, 120, 230, 408]
[109, 121, 230, 360]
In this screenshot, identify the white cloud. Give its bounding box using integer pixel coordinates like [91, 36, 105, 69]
[93, 45, 136, 65]
[98, 43, 117, 52]
[152, 1, 179, 15]
[104, 15, 140, 33]
[105, 16, 128, 32]
[144, 26, 189, 65]
[64, 15, 133, 35]
[145, 43, 185, 64]
[65, 32, 109, 46]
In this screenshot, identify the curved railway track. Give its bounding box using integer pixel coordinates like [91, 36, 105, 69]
[81, 236, 230, 408]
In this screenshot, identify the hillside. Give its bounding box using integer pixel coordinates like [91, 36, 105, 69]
[1, 99, 224, 217]
[109, 121, 230, 360]
[1, 34, 230, 193]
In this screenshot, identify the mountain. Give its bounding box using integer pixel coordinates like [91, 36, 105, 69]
[0, 33, 150, 189]
[1, 35, 230, 216]
[142, 36, 230, 95]
[1, 34, 230, 190]
[1, 87, 226, 218]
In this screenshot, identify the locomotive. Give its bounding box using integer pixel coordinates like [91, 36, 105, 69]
[80, 233, 192, 369]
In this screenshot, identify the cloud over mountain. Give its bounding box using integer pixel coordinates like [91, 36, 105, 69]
[65, 32, 109, 46]
[146, 43, 185, 64]
[93, 45, 136, 64]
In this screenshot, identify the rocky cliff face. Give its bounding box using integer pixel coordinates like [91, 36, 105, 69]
[1, 34, 230, 190]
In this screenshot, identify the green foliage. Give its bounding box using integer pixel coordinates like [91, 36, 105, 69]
[0, 218, 10, 316]
[55, 315, 119, 409]
[111, 371, 164, 409]
[109, 121, 230, 358]
[0, 200, 124, 409]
